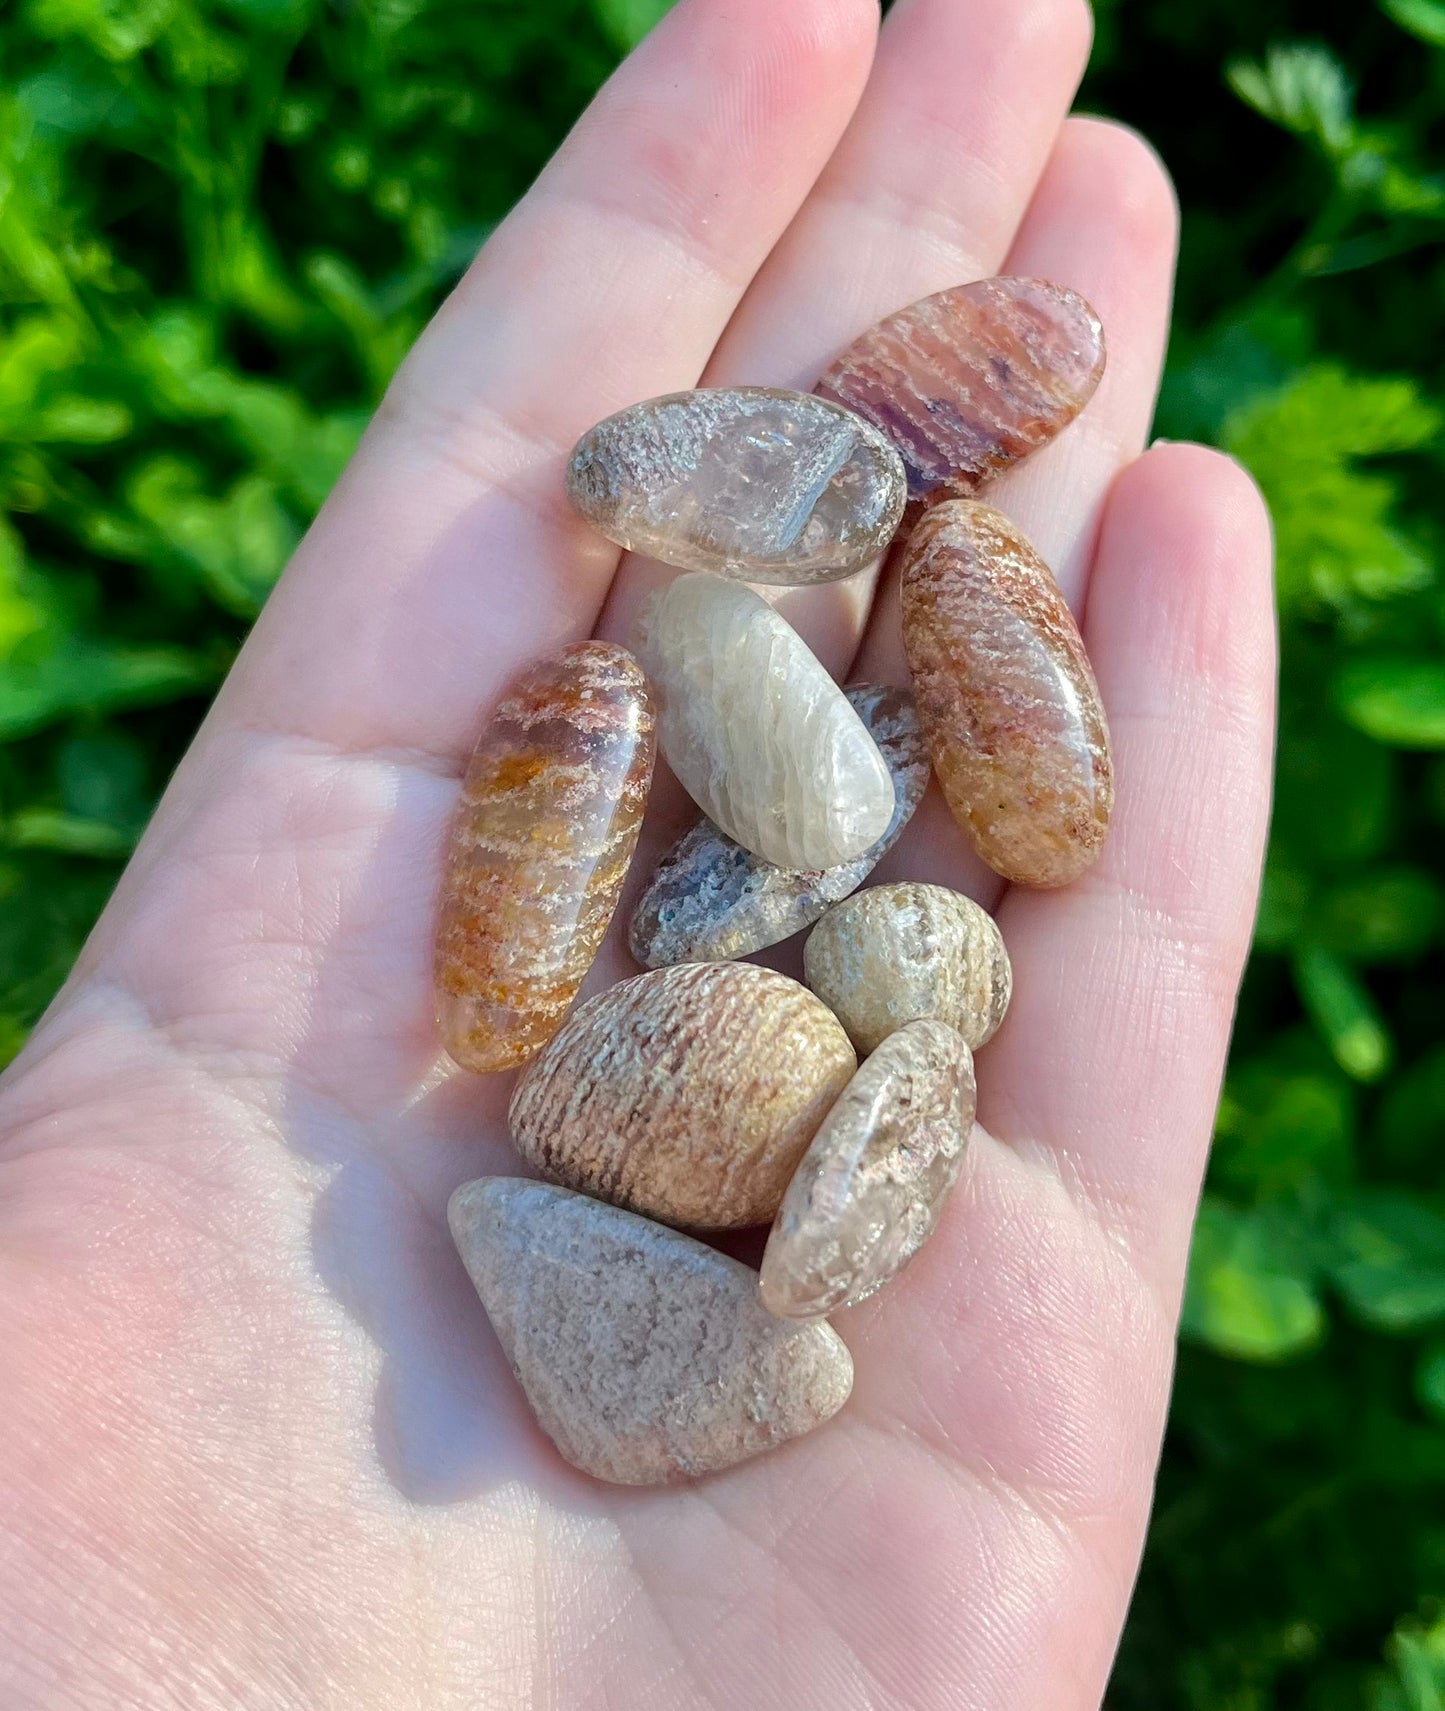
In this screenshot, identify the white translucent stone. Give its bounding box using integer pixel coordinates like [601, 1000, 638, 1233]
[634, 574, 896, 869]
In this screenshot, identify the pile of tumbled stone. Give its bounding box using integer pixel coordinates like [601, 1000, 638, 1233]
[434, 277, 1112, 1486]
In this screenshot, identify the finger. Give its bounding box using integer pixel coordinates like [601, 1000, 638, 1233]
[208, 0, 882, 764]
[596, 0, 1095, 673]
[985, 444, 1277, 1292]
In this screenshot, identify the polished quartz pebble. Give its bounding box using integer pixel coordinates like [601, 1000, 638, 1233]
[450, 1179, 853, 1485]
[628, 684, 929, 968]
[901, 501, 1113, 887]
[804, 881, 1012, 1056]
[566, 387, 907, 584]
[816, 277, 1105, 509]
[509, 961, 856, 1230]
[634, 572, 895, 870]
[434, 641, 654, 1073]
[759, 1020, 975, 1320]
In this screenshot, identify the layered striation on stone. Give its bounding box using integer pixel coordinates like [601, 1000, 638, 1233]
[816, 277, 1105, 510]
[434, 641, 654, 1073]
[628, 684, 930, 968]
[509, 961, 856, 1230]
[759, 1020, 975, 1320]
[634, 573, 896, 870]
[566, 387, 907, 584]
[900, 501, 1113, 887]
[450, 1178, 853, 1485]
[804, 881, 1013, 1056]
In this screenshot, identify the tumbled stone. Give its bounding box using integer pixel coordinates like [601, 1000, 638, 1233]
[804, 881, 1012, 1056]
[450, 1178, 852, 1485]
[901, 501, 1113, 887]
[566, 387, 906, 584]
[434, 641, 654, 1073]
[634, 573, 895, 869]
[628, 684, 930, 968]
[509, 961, 856, 1229]
[760, 1020, 975, 1320]
[816, 277, 1105, 509]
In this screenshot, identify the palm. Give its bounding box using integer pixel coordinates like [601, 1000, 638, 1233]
[0, 0, 1275, 1706]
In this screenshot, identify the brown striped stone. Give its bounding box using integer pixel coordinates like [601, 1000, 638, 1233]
[760, 1020, 975, 1320]
[816, 277, 1105, 510]
[508, 962, 856, 1229]
[901, 501, 1112, 887]
[434, 641, 654, 1073]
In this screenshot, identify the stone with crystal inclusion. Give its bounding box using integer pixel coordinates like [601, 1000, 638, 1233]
[628, 684, 930, 968]
[816, 277, 1105, 510]
[633, 572, 895, 870]
[565, 387, 906, 584]
[510, 961, 856, 1230]
[760, 1020, 975, 1320]
[433, 641, 654, 1073]
[804, 881, 1012, 1056]
[450, 1178, 853, 1485]
[901, 501, 1113, 887]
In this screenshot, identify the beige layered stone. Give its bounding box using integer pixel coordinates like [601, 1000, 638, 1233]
[804, 881, 1012, 1055]
[451, 1178, 853, 1485]
[760, 1020, 975, 1319]
[634, 573, 895, 869]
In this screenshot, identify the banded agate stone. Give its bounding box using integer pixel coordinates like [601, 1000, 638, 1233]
[804, 881, 1012, 1055]
[434, 641, 654, 1073]
[450, 1179, 852, 1486]
[628, 684, 929, 968]
[816, 277, 1105, 508]
[634, 573, 895, 869]
[901, 501, 1112, 887]
[566, 387, 906, 584]
[759, 1020, 975, 1320]
[509, 962, 856, 1230]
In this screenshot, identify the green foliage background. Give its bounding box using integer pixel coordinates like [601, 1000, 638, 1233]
[1, 0, 1442, 1700]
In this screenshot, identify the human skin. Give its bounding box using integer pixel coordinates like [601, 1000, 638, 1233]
[0, 0, 1276, 1707]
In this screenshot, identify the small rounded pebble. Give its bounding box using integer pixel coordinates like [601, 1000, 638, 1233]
[760, 1020, 975, 1319]
[451, 1178, 853, 1485]
[634, 572, 895, 870]
[509, 961, 857, 1229]
[901, 500, 1113, 888]
[803, 881, 1012, 1056]
[628, 684, 930, 968]
[566, 386, 906, 584]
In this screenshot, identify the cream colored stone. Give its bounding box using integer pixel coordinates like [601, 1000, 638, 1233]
[633, 573, 895, 869]
[449, 1178, 853, 1485]
[566, 387, 906, 584]
[804, 881, 1012, 1055]
[760, 1020, 975, 1319]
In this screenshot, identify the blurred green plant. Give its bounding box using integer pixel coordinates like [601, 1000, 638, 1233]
[1, 0, 1443, 1703]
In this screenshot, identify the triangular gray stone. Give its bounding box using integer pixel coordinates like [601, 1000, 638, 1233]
[449, 1178, 853, 1485]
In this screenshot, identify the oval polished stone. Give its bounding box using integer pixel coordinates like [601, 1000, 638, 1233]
[451, 1179, 853, 1485]
[628, 684, 930, 968]
[816, 277, 1105, 509]
[803, 881, 1012, 1056]
[634, 573, 896, 869]
[760, 1020, 975, 1320]
[566, 387, 907, 584]
[434, 641, 654, 1073]
[901, 501, 1113, 886]
[509, 962, 856, 1230]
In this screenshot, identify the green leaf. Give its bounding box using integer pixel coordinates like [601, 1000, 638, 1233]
[1332, 1193, 1445, 1331]
[1182, 1199, 1326, 1361]
[1293, 946, 1392, 1081]
[0, 633, 215, 740]
[1338, 661, 1445, 749]
[1417, 1343, 1445, 1423]
[593, 0, 674, 50]
[1228, 44, 1354, 155]
[5, 807, 134, 858]
[1382, 0, 1445, 47]
[1214, 1068, 1355, 1200]
[1313, 867, 1444, 961]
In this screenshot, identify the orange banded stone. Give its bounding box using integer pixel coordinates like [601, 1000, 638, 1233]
[901, 500, 1112, 888]
[434, 641, 654, 1073]
[816, 277, 1105, 509]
